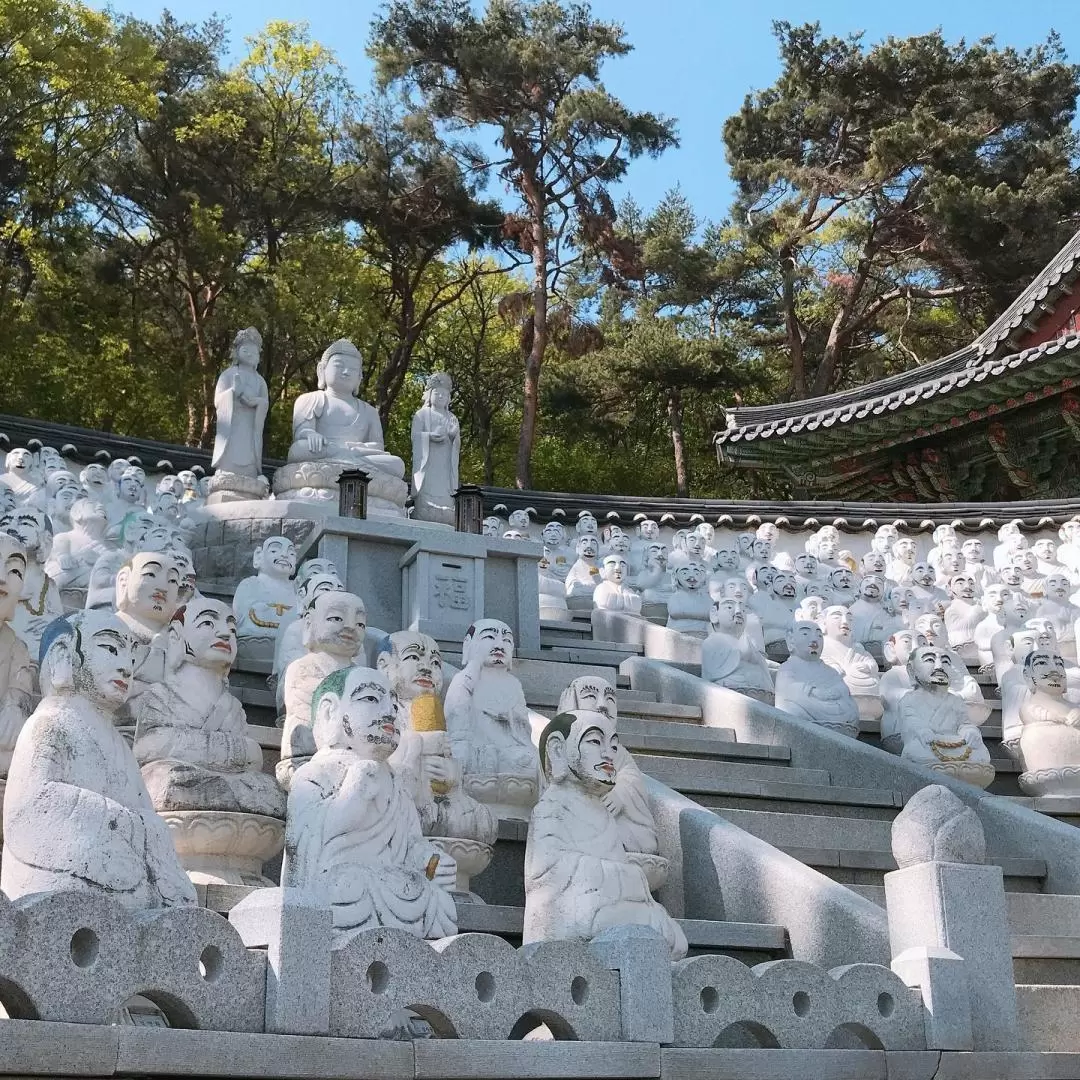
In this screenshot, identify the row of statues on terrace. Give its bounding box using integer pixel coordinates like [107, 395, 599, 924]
[0, 522, 686, 957]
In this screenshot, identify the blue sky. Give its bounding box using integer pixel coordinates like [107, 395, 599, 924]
[100, 0, 1080, 226]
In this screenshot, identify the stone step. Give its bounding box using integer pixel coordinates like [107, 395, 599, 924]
[539, 635, 644, 655]
[539, 618, 590, 636]
[710, 808, 896, 852]
[525, 692, 698, 722]
[1009, 893, 1080, 938]
[846, 884, 886, 907]
[1005, 796, 1080, 825]
[634, 754, 828, 792]
[618, 725, 785, 764]
[698, 778, 905, 819]
[438, 655, 630, 696]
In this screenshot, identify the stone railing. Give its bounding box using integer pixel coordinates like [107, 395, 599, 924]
[0, 886, 925, 1050]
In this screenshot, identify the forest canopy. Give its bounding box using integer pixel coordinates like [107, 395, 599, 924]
[2, 1, 1079, 497]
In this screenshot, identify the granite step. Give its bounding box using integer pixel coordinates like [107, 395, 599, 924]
[847, 884, 886, 907]
[437, 655, 630, 694]
[634, 753, 828, 792]
[1004, 796, 1080, 825]
[617, 723, 786, 764]
[538, 635, 644, 655]
[697, 781, 905, 820]
[525, 691, 701, 722]
[710, 807, 897, 851]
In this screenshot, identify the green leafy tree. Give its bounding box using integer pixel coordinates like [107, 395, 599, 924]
[725, 22, 1080, 398]
[371, 0, 677, 489]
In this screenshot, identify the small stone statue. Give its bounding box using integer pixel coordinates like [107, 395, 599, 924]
[823, 566, 859, 606]
[928, 524, 958, 575]
[576, 510, 599, 538]
[523, 709, 687, 959]
[636, 543, 671, 606]
[818, 604, 882, 721]
[280, 339, 408, 515]
[909, 562, 949, 614]
[481, 516, 501, 538]
[848, 575, 901, 650]
[944, 572, 983, 664]
[134, 600, 285, 819]
[974, 584, 1012, 667]
[872, 524, 899, 558]
[540, 521, 570, 579]
[0, 535, 33, 780]
[895, 645, 994, 788]
[378, 631, 497, 897]
[46, 498, 111, 600]
[994, 521, 1027, 571]
[411, 372, 460, 525]
[1, 506, 63, 659]
[272, 570, 345, 712]
[774, 620, 860, 737]
[913, 611, 991, 728]
[961, 538, 995, 590]
[444, 620, 539, 820]
[556, 677, 662, 867]
[793, 553, 822, 597]
[278, 590, 367, 788]
[283, 666, 458, 945]
[748, 570, 799, 651]
[666, 561, 711, 637]
[232, 536, 298, 649]
[887, 537, 918, 585]
[106, 466, 148, 532]
[593, 554, 642, 613]
[879, 629, 926, 754]
[565, 535, 601, 599]
[211, 327, 270, 494]
[0, 448, 41, 503]
[1, 611, 197, 909]
[114, 551, 182, 682]
[1017, 650, 1080, 796]
[1038, 574, 1079, 661]
[702, 598, 774, 702]
[989, 590, 1033, 680]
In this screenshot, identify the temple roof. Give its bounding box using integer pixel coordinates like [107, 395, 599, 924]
[716, 226, 1080, 471]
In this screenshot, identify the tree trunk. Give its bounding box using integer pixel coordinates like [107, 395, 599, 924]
[516, 222, 548, 491]
[483, 421, 495, 486]
[781, 251, 807, 399]
[667, 390, 689, 498]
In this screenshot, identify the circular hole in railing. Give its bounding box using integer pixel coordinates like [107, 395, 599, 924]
[475, 971, 495, 1002]
[198, 945, 223, 982]
[570, 976, 588, 1006]
[877, 991, 895, 1017]
[69, 928, 100, 969]
[366, 961, 389, 995]
[700, 986, 720, 1014]
[792, 991, 811, 1017]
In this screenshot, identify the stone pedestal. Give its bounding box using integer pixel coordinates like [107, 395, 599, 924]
[273, 462, 406, 519]
[161, 809, 285, 886]
[206, 471, 270, 505]
[401, 540, 486, 643]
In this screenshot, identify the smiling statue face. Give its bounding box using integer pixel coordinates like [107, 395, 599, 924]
[466, 619, 515, 669]
[859, 575, 883, 601]
[385, 631, 443, 700]
[543, 522, 567, 547]
[560, 676, 618, 719]
[255, 536, 298, 579]
[307, 592, 366, 656]
[949, 574, 977, 601]
[787, 620, 823, 660]
[0, 535, 27, 623]
[323, 350, 362, 395]
[911, 562, 934, 586]
[772, 571, 797, 599]
[578, 536, 599, 560]
[482, 517, 500, 538]
[711, 598, 745, 634]
[182, 600, 237, 672]
[119, 554, 180, 629]
[1026, 650, 1067, 696]
[675, 563, 706, 591]
[1046, 574, 1072, 601]
[909, 646, 953, 689]
[999, 564, 1022, 586]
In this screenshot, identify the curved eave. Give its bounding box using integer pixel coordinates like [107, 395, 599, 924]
[718, 335, 1080, 469]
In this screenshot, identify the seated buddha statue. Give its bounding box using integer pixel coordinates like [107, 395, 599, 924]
[281, 339, 408, 515]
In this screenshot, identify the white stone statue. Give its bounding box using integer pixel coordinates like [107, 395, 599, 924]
[849, 575, 901, 649]
[134, 599, 285, 818]
[557, 676, 664, 887]
[861, 551, 887, 577]
[792, 552, 823, 598]
[444, 619, 539, 820]
[593, 554, 642, 613]
[481, 516, 501, 538]
[283, 666, 458, 945]
[1, 610, 197, 909]
[636, 544, 671, 606]
[1018, 650, 1080, 796]
[751, 569, 799, 648]
[994, 521, 1027, 571]
[538, 554, 570, 621]
[990, 591, 1033, 680]
[565, 535, 601, 599]
[666, 562, 711, 637]
[232, 536, 298, 647]
[1, 506, 63, 659]
[1012, 549, 1045, 597]
[1058, 519, 1080, 578]
[378, 632, 496, 897]
[46, 498, 110, 597]
[909, 562, 949, 613]
[913, 611, 991, 728]
[523, 709, 687, 959]
[0, 535, 33, 780]
[935, 549, 964, 589]
[272, 568, 344, 711]
[928, 524, 957, 574]
[702, 598, 774, 702]
[0, 448, 41, 503]
[806, 526, 840, 571]
[824, 566, 859, 606]
[887, 537, 918, 585]
[818, 604, 882, 721]
[278, 590, 367, 789]
[212, 327, 270, 482]
[43, 471, 81, 531]
[944, 573, 984, 664]
[895, 645, 994, 788]
[872, 524, 899, 557]
[879, 629, 927, 754]
[774, 620, 860, 738]
[79, 463, 111, 505]
[411, 372, 460, 525]
[1038, 574, 1080, 661]
[540, 521, 570, 580]
[106, 466, 149, 533]
[575, 511, 599, 538]
[974, 583, 1012, 667]
[1032, 538, 1067, 579]
[960, 538, 994, 590]
[280, 339, 408, 515]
